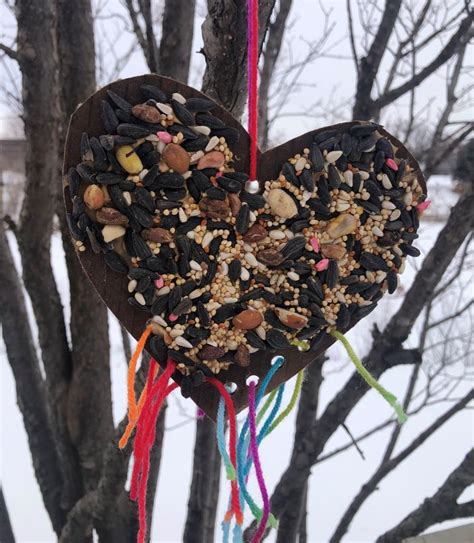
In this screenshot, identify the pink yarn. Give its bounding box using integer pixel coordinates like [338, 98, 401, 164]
[248, 381, 270, 543]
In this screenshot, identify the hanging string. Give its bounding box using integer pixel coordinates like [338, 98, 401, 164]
[267, 370, 304, 435]
[248, 380, 270, 543]
[330, 330, 407, 424]
[207, 377, 243, 526]
[131, 360, 177, 543]
[247, 0, 259, 180]
[123, 325, 153, 427]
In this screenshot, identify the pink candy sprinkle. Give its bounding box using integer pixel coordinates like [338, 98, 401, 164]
[157, 131, 172, 143]
[154, 276, 164, 289]
[385, 158, 398, 171]
[315, 258, 329, 272]
[417, 199, 432, 213]
[168, 313, 178, 322]
[310, 237, 320, 253]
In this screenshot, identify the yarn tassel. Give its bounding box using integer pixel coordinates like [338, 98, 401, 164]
[247, 0, 259, 180]
[248, 380, 270, 543]
[330, 330, 407, 424]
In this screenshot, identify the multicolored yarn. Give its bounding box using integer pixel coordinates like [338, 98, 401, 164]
[247, 0, 259, 180]
[248, 381, 270, 543]
[330, 329, 408, 424]
[119, 325, 153, 448]
[130, 359, 177, 543]
[217, 396, 236, 480]
[267, 370, 304, 435]
[207, 377, 243, 526]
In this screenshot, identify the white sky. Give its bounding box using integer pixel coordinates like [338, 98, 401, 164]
[1, 1, 473, 542]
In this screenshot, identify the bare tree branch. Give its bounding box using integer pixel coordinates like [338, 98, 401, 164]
[0, 42, 19, 62]
[124, 0, 159, 72]
[346, 0, 359, 75]
[373, 13, 473, 113]
[201, 0, 276, 119]
[330, 389, 474, 541]
[0, 486, 15, 543]
[377, 449, 474, 542]
[0, 224, 65, 533]
[258, 0, 293, 149]
[353, 0, 403, 119]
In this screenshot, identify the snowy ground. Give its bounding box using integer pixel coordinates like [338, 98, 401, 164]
[1, 176, 473, 542]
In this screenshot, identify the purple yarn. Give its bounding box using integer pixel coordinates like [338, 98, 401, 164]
[248, 381, 270, 543]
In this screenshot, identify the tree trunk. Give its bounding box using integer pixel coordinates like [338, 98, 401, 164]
[0, 487, 15, 543]
[159, 0, 196, 82]
[183, 417, 221, 543]
[15, 0, 82, 521]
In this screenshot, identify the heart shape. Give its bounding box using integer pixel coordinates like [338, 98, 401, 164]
[63, 74, 426, 417]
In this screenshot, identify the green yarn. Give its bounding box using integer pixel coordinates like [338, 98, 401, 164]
[267, 370, 305, 435]
[330, 329, 407, 424]
[290, 338, 310, 352]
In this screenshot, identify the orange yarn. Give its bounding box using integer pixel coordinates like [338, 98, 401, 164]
[119, 325, 153, 449]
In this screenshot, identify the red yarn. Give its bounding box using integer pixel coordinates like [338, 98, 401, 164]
[130, 359, 177, 543]
[248, 0, 259, 181]
[207, 377, 243, 525]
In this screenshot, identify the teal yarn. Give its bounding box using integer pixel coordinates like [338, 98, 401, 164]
[217, 396, 236, 480]
[236, 356, 284, 524]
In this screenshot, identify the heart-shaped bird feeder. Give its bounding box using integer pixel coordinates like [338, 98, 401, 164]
[63, 74, 427, 419]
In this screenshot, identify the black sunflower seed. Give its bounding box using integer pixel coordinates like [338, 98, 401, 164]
[95, 172, 124, 185]
[376, 137, 393, 157]
[101, 100, 119, 133]
[140, 84, 167, 102]
[67, 168, 81, 198]
[327, 165, 341, 188]
[310, 330, 327, 352]
[400, 243, 420, 257]
[310, 143, 324, 171]
[134, 187, 155, 213]
[281, 236, 306, 259]
[129, 204, 154, 228]
[387, 271, 398, 293]
[104, 250, 128, 273]
[314, 129, 338, 144]
[282, 162, 300, 187]
[316, 177, 331, 205]
[168, 350, 194, 367]
[266, 329, 290, 349]
[167, 286, 182, 314]
[358, 134, 377, 152]
[365, 179, 383, 198]
[136, 275, 151, 293]
[99, 134, 115, 151]
[228, 259, 242, 282]
[384, 220, 403, 231]
[107, 89, 132, 112]
[191, 240, 209, 264]
[176, 216, 200, 235]
[355, 303, 377, 319]
[355, 199, 380, 214]
[236, 204, 250, 234]
[141, 150, 161, 169]
[307, 198, 331, 218]
[173, 298, 193, 316]
[239, 288, 264, 302]
[163, 188, 187, 201]
[80, 132, 93, 162]
[326, 260, 339, 288]
[196, 113, 225, 129]
[181, 136, 209, 151]
[209, 235, 223, 255]
[192, 170, 213, 191]
[246, 331, 267, 350]
[148, 335, 168, 362]
[361, 284, 380, 300]
[206, 187, 226, 200]
[345, 282, 373, 294]
[396, 159, 406, 182]
[185, 97, 216, 111]
[217, 176, 242, 193]
[360, 251, 389, 272]
[337, 304, 351, 330]
[76, 162, 95, 183]
[196, 301, 211, 327]
[341, 133, 353, 155]
[155, 172, 184, 189]
[374, 151, 385, 173]
[319, 136, 338, 151]
[240, 192, 265, 210]
[349, 123, 378, 136]
[211, 127, 240, 145]
[306, 276, 324, 299]
[214, 304, 237, 323]
[170, 99, 194, 126]
[117, 123, 151, 139]
[300, 169, 315, 191]
[178, 256, 190, 277]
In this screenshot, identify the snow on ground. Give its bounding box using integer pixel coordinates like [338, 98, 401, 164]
[1, 176, 473, 542]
